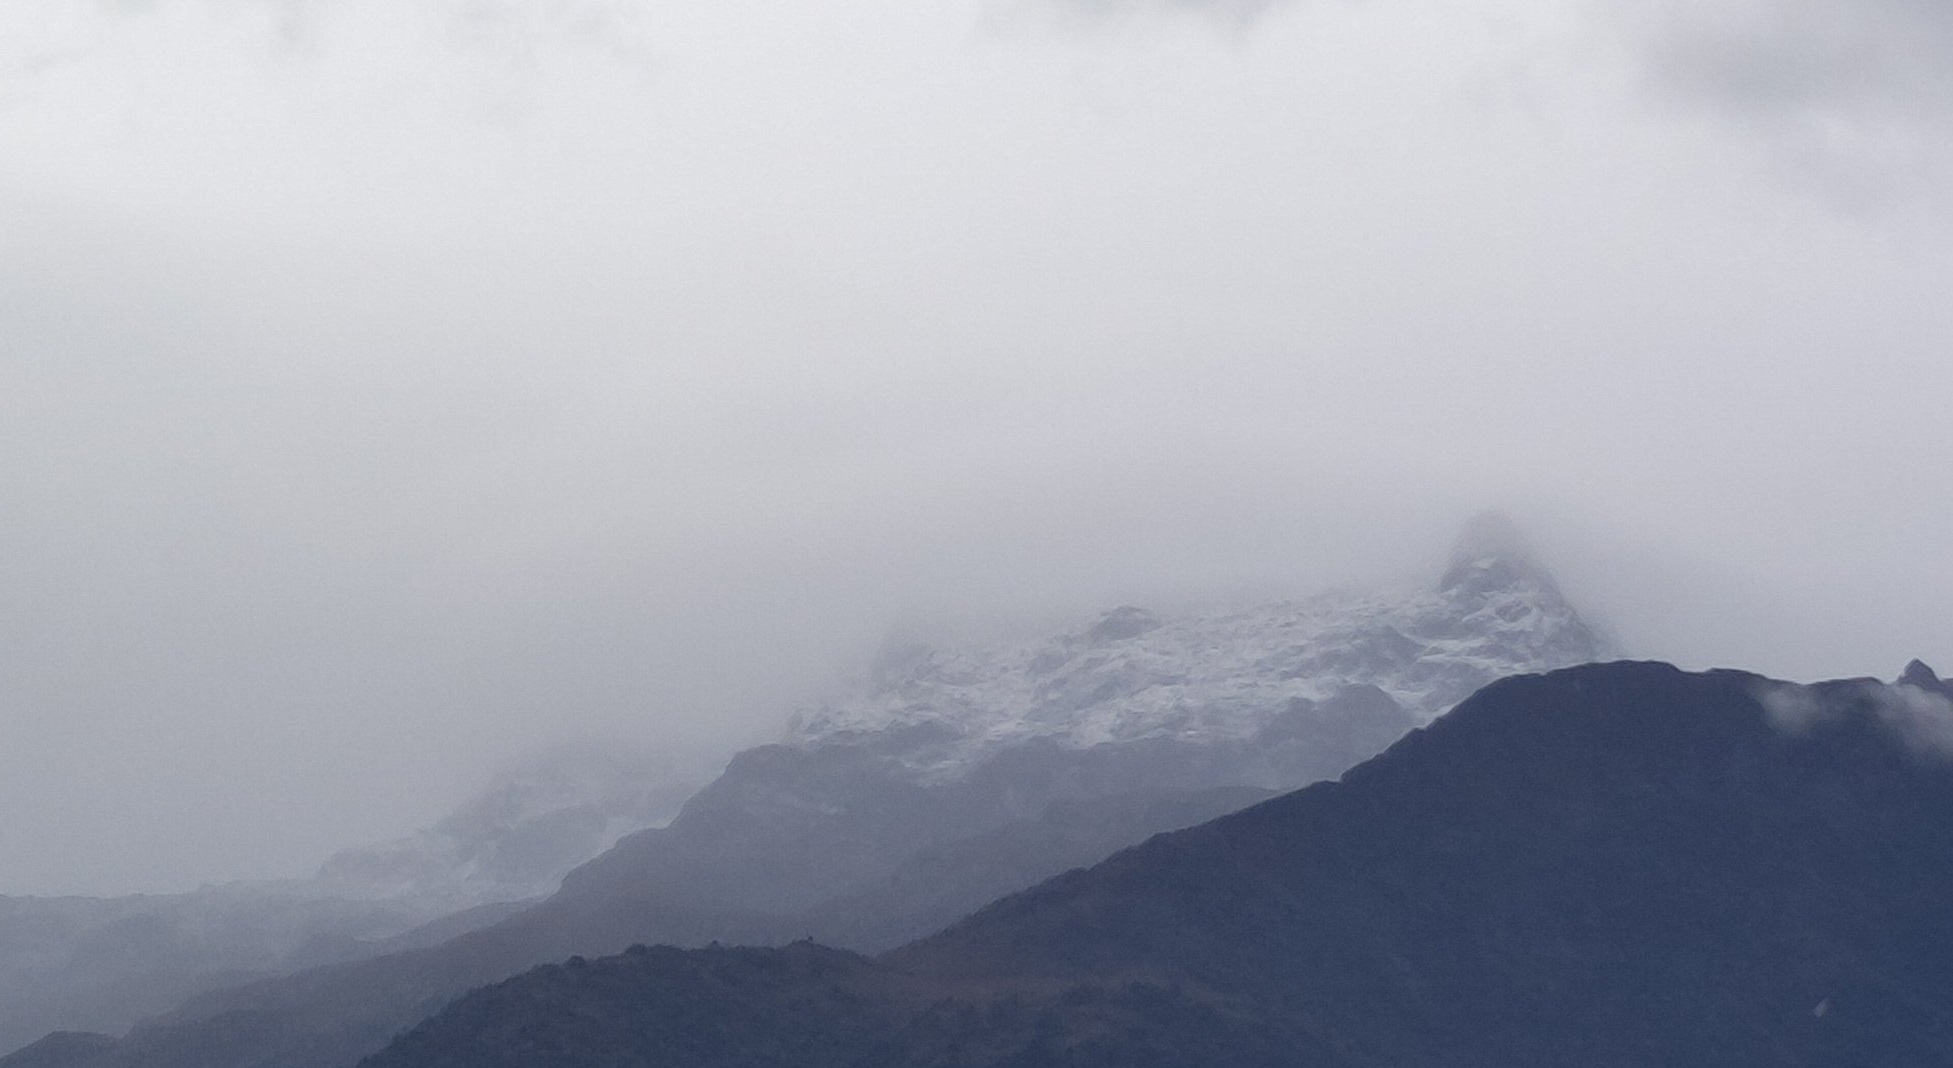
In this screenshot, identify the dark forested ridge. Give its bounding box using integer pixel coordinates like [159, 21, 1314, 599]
[362, 660, 1953, 1068]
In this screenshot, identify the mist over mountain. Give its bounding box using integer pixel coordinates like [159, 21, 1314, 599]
[4, 520, 1602, 1068]
[0, 744, 703, 1055]
[313, 742, 709, 904]
[358, 659, 1953, 1068]
[784, 511, 1595, 778]
[0, 890, 482, 1060]
[551, 514, 1600, 917]
[9, 0, 1953, 909]
[9, 3, 1953, 1066]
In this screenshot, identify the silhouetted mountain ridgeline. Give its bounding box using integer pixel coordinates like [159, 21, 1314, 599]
[363, 661, 1953, 1068]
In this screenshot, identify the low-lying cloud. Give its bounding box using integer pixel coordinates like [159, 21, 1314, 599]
[6, 0, 1953, 897]
[1758, 676, 1953, 758]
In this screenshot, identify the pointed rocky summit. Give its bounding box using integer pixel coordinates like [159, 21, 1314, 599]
[1899, 659, 1952, 697]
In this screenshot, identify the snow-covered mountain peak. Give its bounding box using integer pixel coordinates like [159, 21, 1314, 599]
[788, 524, 1606, 782]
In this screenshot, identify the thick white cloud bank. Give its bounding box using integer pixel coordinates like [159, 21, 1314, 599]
[1618, 0, 1953, 200]
[3, 0, 1953, 894]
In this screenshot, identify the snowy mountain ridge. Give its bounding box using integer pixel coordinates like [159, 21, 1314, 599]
[788, 515, 1604, 782]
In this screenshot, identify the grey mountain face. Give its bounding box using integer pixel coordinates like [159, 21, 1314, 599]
[562, 516, 1603, 920]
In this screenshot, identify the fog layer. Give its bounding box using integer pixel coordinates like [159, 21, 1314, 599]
[3, 0, 1951, 894]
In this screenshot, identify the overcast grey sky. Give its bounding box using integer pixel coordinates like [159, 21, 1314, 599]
[3, 0, 1952, 896]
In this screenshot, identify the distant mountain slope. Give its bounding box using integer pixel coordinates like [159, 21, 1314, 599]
[0, 886, 476, 1058]
[0, 743, 700, 1057]
[359, 659, 1953, 1068]
[313, 741, 707, 904]
[19, 786, 1262, 1068]
[11, 515, 1605, 1068]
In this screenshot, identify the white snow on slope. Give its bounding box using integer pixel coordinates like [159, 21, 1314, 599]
[789, 520, 1605, 781]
